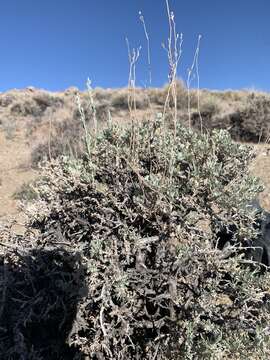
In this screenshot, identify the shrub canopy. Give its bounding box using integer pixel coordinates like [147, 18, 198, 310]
[1, 120, 270, 359]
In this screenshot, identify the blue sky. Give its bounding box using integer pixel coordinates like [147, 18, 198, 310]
[0, 0, 270, 92]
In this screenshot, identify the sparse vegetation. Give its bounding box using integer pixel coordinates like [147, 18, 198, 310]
[12, 181, 38, 202]
[0, 84, 270, 157]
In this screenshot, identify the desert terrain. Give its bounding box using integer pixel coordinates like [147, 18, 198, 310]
[0, 83, 270, 224]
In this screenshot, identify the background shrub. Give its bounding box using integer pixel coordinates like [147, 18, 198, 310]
[110, 89, 149, 109]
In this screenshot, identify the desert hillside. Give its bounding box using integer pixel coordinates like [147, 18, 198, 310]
[0, 83, 270, 222]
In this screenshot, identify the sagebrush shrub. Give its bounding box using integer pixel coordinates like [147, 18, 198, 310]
[2, 120, 270, 359]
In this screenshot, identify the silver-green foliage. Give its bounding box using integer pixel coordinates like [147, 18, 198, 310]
[7, 121, 270, 358]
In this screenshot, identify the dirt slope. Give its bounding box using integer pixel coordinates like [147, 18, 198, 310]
[250, 143, 270, 210]
[0, 130, 36, 222]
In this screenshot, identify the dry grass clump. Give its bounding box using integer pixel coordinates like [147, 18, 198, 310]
[12, 181, 38, 202]
[9, 90, 63, 118]
[199, 93, 227, 115]
[0, 89, 67, 140]
[31, 97, 110, 168]
[229, 92, 270, 142]
[30, 117, 85, 167]
[93, 87, 114, 103]
[2, 120, 270, 359]
[0, 93, 16, 107]
[147, 79, 197, 110]
[190, 90, 270, 142]
[110, 88, 149, 110]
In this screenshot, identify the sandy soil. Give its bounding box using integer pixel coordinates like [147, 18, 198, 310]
[0, 130, 36, 225]
[249, 143, 270, 211]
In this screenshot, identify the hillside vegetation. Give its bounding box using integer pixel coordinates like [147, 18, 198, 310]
[1, 83, 270, 149]
[0, 83, 270, 220]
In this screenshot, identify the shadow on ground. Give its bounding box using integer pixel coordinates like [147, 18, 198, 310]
[0, 247, 87, 359]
